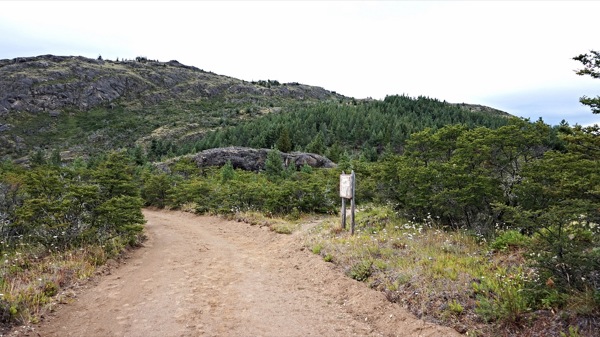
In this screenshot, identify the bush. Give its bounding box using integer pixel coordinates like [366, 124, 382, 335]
[490, 230, 531, 251]
[473, 267, 530, 323]
[164, 163, 337, 216]
[349, 260, 372, 281]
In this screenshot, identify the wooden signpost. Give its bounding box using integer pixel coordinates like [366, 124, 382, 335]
[340, 171, 356, 235]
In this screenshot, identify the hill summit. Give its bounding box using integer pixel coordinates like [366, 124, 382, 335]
[0, 54, 341, 115]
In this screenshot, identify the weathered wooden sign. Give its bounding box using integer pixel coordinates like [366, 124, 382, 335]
[340, 174, 353, 199]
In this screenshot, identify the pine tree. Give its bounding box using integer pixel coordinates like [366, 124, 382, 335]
[93, 151, 138, 199]
[265, 149, 284, 179]
[30, 149, 46, 167]
[221, 160, 235, 183]
[276, 127, 292, 153]
[573, 50, 600, 114]
[326, 142, 342, 162]
[306, 133, 326, 155]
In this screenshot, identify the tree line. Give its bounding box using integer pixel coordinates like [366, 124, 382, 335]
[185, 95, 510, 162]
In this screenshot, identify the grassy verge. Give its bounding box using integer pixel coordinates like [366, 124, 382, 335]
[0, 238, 138, 331]
[302, 205, 598, 337]
[224, 210, 308, 235]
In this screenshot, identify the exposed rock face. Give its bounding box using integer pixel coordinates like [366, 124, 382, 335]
[158, 147, 336, 172]
[451, 103, 511, 117]
[194, 147, 271, 171]
[0, 55, 341, 116]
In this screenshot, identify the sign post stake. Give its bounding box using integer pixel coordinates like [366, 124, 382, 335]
[341, 196, 346, 230]
[351, 170, 356, 235]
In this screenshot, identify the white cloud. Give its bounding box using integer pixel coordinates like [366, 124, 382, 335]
[0, 1, 599, 125]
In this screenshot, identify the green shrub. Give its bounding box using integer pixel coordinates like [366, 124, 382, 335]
[473, 267, 530, 323]
[490, 230, 530, 251]
[43, 281, 58, 297]
[448, 299, 464, 315]
[560, 326, 581, 337]
[271, 223, 293, 234]
[349, 260, 372, 282]
[537, 289, 568, 310]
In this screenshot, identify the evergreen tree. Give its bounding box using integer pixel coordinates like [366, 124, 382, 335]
[265, 149, 284, 179]
[30, 149, 46, 167]
[93, 151, 139, 199]
[276, 127, 293, 153]
[573, 50, 600, 113]
[141, 172, 172, 208]
[284, 160, 297, 178]
[326, 142, 342, 162]
[221, 160, 235, 183]
[50, 148, 61, 166]
[130, 145, 147, 165]
[95, 195, 145, 244]
[306, 133, 326, 155]
[497, 125, 600, 292]
[360, 146, 378, 162]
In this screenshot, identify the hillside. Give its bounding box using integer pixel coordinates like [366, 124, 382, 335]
[0, 55, 340, 113]
[0, 54, 512, 162]
[0, 55, 343, 160]
[451, 102, 512, 117]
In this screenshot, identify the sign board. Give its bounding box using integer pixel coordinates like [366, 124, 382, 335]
[340, 170, 356, 234]
[340, 174, 353, 199]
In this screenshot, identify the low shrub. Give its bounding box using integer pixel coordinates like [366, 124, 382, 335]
[490, 230, 531, 251]
[349, 260, 372, 281]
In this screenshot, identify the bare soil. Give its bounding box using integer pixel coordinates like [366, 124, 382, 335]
[18, 209, 461, 337]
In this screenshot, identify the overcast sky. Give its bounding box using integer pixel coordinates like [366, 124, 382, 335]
[1, 1, 599, 126]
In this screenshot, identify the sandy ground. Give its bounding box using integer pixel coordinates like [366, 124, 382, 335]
[22, 209, 460, 337]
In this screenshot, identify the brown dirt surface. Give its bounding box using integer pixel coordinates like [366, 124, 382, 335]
[16, 209, 461, 337]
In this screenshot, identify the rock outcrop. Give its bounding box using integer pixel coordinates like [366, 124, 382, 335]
[158, 147, 336, 172]
[451, 103, 511, 117]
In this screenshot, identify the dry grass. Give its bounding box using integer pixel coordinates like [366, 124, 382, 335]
[302, 205, 597, 336]
[225, 211, 303, 234]
[0, 240, 132, 329]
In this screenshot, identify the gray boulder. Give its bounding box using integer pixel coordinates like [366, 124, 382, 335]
[158, 147, 336, 172]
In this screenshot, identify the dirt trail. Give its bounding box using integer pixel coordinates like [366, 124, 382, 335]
[28, 209, 460, 337]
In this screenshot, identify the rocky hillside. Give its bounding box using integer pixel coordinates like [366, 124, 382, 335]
[0, 54, 512, 162]
[0, 55, 344, 159]
[451, 102, 512, 117]
[0, 55, 340, 114]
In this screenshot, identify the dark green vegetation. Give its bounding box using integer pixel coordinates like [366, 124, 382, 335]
[1, 52, 599, 335]
[321, 120, 598, 336]
[192, 95, 510, 160]
[143, 156, 339, 215]
[0, 152, 145, 324]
